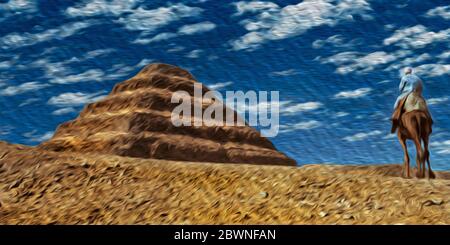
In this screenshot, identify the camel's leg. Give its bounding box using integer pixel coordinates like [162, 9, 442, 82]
[422, 136, 435, 179]
[413, 137, 424, 178]
[398, 133, 410, 178]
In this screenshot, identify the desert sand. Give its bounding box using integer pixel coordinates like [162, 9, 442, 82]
[1, 141, 449, 224]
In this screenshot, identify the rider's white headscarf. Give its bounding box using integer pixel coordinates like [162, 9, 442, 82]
[404, 67, 413, 75]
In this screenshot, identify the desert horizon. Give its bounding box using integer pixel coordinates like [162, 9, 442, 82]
[2, 139, 450, 224]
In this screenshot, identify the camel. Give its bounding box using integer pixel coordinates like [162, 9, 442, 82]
[394, 93, 435, 179]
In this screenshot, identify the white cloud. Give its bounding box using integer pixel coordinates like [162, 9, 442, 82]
[178, 21, 216, 35]
[334, 87, 372, 99]
[335, 111, 349, 117]
[321, 50, 411, 74]
[425, 6, 450, 20]
[0, 0, 37, 18]
[378, 80, 392, 84]
[136, 58, 155, 67]
[225, 97, 283, 117]
[117, 3, 203, 32]
[231, 0, 372, 50]
[384, 53, 431, 72]
[430, 140, 450, 155]
[208, 81, 233, 90]
[84, 48, 115, 59]
[133, 32, 178, 44]
[31, 56, 134, 84]
[319, 51, 358, 65]
[208, 55, 218, 61]
[37, 132, 54, 141]
[0, 82, 50, 96]
[227, 98, 320, 119]
[134, 21, 216, 44]
[52, 107, 77, 115]
[384, 24, 396, 31]
[233, 1, 279, 16]
[414, 64, 450, 77]
[270, 69, 299, 76]
[338, 52, 394, 74]
[0, 60, 13, 69]
[0, 21, 96, 49]
[0, 126, 13, 136]
[185, 49, 203, 58]
[67, 1, 205, 44]
[50, 69, 104, 84]
[48, 92, 106, 106]
[104, 64, 137, 80]
[167, 46, 185, 53]
[281, 101, 322, 115]
[383, 25, 450, 49]
[312, 34, 360, 49]
[279, 120, 322, 133]
[312, 35, 344, 49]
[31, 58, 77, 85]
[66, 0, 140, 17]
[395, 3, 408, 9]
[437, 51, 450, 60]
[23, 130, 54, 142]
[19, 98, 40, 107]
[383, 133, 396, 140]
[343, 130, 382, 142]
[428, 97, 449, 105]
[231, 32, 264, 50]
[229, 99, 321, 117]
[32, 48, 113, 64]
[32, 58, 73, 78]
[343, 52, 396, 74]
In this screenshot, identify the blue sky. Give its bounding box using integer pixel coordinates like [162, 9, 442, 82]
[0, 0, 449, 168]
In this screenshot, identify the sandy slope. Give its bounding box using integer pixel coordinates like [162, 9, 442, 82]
[0, 141, 449, 224]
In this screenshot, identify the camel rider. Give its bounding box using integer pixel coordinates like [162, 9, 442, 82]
[391, 67, 431, 133]
[394, 67, 423, 109]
